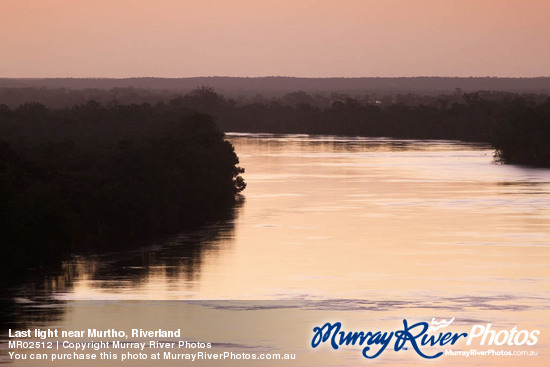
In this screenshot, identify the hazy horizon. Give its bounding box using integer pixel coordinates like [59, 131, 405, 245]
[3, 75, 550, 79]
[2, 0, 549, 78]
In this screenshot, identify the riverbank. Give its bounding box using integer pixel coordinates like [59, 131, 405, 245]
[0, 103, 246, 276]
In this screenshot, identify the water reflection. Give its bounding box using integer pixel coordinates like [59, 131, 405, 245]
[1, 197, 243, 333]
[75, 210, 242, 290]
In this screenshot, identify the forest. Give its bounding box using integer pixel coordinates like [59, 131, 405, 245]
[0, 102, 245, 275]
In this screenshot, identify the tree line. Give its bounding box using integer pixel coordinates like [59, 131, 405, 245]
[176, 87, 550, 167]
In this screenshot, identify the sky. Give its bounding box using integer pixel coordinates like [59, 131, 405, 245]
[1, 0, 549, 78]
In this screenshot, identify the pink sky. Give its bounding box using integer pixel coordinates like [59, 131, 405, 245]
[1, 0, 549, 77]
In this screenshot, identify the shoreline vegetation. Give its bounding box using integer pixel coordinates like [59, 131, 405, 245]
[0, 103, 245, 276]
[1, 85, 549, 275]
[1, 86, 549, 166]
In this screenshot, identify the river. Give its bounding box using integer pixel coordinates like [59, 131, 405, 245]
[2, 133, 549, 366]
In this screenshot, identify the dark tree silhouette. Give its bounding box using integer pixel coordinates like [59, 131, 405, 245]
[0, 103, 245, 275]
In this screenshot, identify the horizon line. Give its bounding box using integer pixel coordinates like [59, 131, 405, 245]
[2, 76, 550, 80]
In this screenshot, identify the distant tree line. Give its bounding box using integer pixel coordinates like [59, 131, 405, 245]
[0, 102, 245, 275]
[2, 85, 549, 109]
[172, 87, 550, 167]
[2, 76, 550, 95]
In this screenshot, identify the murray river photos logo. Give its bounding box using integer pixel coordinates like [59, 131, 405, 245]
[311, 318, 540, 359]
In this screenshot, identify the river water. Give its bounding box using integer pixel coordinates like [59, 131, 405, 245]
[2, 133, 550, 366]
